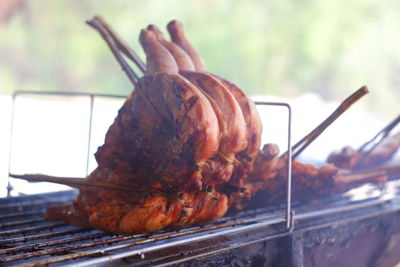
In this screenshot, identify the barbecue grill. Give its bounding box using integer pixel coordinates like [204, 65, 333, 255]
[2, 92, 400, 266]
[2, 184, 400, 266]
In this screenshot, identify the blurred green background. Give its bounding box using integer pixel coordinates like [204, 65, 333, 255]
[1, 0, 399, 115]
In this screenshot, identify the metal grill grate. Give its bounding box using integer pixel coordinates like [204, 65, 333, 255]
[0, 190, 292, 266]
[3, 91, 400, 266]
[2, 184, 400, 266]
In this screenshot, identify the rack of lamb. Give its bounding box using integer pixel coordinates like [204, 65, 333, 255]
[11, 17, 400, 234]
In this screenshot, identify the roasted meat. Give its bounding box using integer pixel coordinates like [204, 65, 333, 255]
[94, 72, 221, 192]
[13, 17, 400, 234]
[42, 17, 261, 233]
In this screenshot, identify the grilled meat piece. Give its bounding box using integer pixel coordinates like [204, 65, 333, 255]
[94, 73, 220, 192]
[45, 185, 228, 234]
[328, 131, 400, 170]
[214, 76, 262, 181]
[181, 71, 248, 185]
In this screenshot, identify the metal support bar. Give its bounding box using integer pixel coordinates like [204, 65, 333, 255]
[7, 93, 17, 197]
[86, 95, 95, 176]
[255, 101, 293, 230]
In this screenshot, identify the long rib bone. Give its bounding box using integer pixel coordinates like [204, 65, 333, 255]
[87, 19, 139, 86]
[9, 173, 154, 193]
[167, 20, 206, 71]
[93, 16, 146, 72]
[147, 24, 195, 71]
[333, 164, 400, 191]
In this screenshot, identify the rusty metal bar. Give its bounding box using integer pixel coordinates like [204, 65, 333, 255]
[62, 218, 286, 267]
[0, 199, 72, 210]
[0, 227, 92, 244]
[156, 231, 292, 267]
[12, 221, 242, 267]
[154, 197, 400, 266]
[8, 211, 288, 266]
[1, 185, 399, 266]
[65, 194, 400, 267]
[1, 233, 144, 262]
[0, 211, 42, 220]
[0, 232, 108, 255]
[0, 209, 285, 262]
[0, 218, 45, 229]
[0, 234, 119, 262]
[0, 222, 67, 237]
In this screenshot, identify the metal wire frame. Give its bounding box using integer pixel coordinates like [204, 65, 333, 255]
[6, 91, 294, 231]
[6, 91, 126, 196]
[255, 101, 293, 230]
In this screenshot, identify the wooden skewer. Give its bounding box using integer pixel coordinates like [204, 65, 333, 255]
[9, 173, 149, 193]
[281, 86, 369, 160]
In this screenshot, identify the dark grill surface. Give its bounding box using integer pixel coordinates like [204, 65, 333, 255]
[0, 190, 290, 266]
[1, 181, 400, 267]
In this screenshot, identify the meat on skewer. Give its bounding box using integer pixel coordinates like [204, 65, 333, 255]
[328, 115, 400, 169]
[244, 160, 395, 208]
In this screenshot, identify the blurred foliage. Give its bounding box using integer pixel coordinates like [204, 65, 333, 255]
[0, 0, 399, 115]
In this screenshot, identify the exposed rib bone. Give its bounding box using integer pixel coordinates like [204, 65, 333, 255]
[333, 165, 400, 190]
[139, 29, 179, 75]
[87, 18, 139, 86]
[93, 16, 146, 73]
[167, 20, 206, 71]
[147, 24, 195, 71]
[9, 173, 154, 193]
